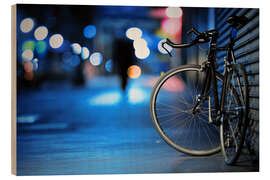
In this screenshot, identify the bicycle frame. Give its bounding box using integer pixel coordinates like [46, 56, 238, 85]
[199, 29, 238, 123]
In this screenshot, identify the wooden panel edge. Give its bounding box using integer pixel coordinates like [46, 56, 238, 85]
[11, 4, 17, 176]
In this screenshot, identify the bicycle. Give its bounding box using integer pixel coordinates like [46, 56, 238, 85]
[150, 15, 249, 165]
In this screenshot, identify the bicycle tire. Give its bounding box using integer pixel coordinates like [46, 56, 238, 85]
[150, 64, 222, 156]
[220, 63, 249, 165]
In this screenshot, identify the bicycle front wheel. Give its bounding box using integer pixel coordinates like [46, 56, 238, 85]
[220, 64, 249, 165]
[150, 64, 222, 156]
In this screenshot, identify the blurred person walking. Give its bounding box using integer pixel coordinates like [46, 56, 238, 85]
[112, 38, 135, 91]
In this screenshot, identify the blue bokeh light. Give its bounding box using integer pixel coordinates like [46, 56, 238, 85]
[105, 59, 113, 72]
[32, 58, 39, 71]
[83, 25, 97, 39]
[70, 55, 80, 67]
[62, 52, 80, 67]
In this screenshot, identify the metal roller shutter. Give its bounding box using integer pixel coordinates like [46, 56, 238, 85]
[215, 8, 259, 160]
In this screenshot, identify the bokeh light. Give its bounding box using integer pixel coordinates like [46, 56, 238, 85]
[71, 43, 82, 55]
[163, 76, 185, 92]
[133, 38, 148, 49]
[36, 40, 47, 54]
[24, 61, 33, 72]
[22, 49, 34, 62]
[127, 65, 141, 79]
[105, 59, 113, 72]
[32, 58, 39, 71]
[22, 40, 35, 51]
[34, 26, 48, 40]
[155, 28, 173, 39]
[165, 7, 183, 18]
[83, 25, 97, 39]
[62, 52, 80, 67]
[81, 47, 90, 60]
[158, 39, 173, 54]
[126, 27, 142, 40]
[135, 47, 150, 59]
[89, 52, 103, 66]
[161, 18, 181, 35]
[49, 34, 64, 49]
[20, 18, 34, 33]
[70, 55, 80, 67]
[142, 33, 155, 49]
[150, 8, 167, 19]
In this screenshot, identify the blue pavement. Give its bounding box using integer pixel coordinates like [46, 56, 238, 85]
[16, 75, 259, 175]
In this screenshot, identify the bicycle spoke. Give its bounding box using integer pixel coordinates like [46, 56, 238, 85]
[159, 112, 190, 126]
[197, 115, 219, 132]
[182, 116, 195, 146]
[156, 101, 188, 113]
[201, 121, 216, 148]
[157, 110, 188, 118]
[162, 114, 191, 129]
[158, 92, 194, 108]
[190, 114, 197, 148]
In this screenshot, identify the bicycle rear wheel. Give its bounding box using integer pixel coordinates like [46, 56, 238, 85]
[150, 64, 222, 156]
[220, 64, 249, 165]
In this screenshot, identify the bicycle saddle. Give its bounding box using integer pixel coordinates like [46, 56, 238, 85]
[226, 15, 248, 28]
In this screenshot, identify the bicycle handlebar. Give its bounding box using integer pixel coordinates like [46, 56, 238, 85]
[165, 38, 196, 48]
[161, 28, 216, 56]
[161, 38, 196, 56]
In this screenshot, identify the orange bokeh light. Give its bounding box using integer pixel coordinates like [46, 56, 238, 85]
[127, 65, 141, 79]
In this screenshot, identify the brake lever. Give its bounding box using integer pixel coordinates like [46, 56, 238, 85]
[186, 28, 198, 42]
[189, 28, 201, 35]
[186, 29, 193, 38]
[161, 42, 172, 57]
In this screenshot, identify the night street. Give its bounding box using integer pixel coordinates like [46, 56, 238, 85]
[16, 76, 258, 175]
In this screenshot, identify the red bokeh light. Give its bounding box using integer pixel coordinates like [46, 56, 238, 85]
[24, 62, 33, 73]
[161, 18, 182, 35]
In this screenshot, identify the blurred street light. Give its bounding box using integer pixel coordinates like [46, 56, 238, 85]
[20, 18, 34, 33]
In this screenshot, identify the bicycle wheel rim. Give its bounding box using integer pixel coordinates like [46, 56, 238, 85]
[220, 64, 249, 164]
[150, 65, 221, 156]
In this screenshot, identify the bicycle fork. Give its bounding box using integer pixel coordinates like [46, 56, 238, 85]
[191, 67, 212, 115]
